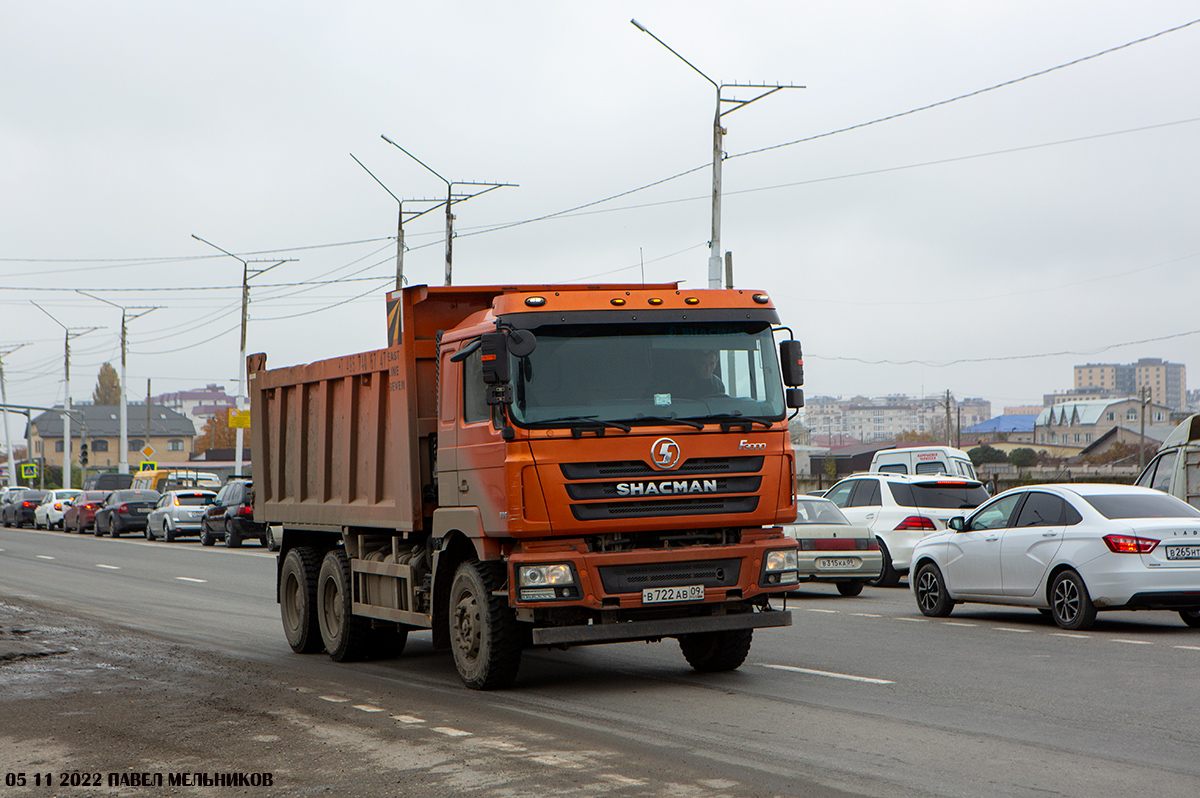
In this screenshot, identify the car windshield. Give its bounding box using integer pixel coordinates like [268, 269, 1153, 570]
[890, 481, 990, 509]
[793, 499, 851, 525]
[501, 321, 786, 428]
[1081, 492, 1200, 520]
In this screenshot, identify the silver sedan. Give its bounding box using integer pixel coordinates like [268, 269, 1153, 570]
[783, 496, 883, 596]
[146, 490, 217, 542]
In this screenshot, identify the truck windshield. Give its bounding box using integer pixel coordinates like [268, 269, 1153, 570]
[507, 321, 786, 428]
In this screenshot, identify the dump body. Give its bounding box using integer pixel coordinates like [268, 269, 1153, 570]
[252, 283, 801, 688]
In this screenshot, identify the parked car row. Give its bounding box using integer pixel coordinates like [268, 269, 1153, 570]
[2, 479, 275, 550]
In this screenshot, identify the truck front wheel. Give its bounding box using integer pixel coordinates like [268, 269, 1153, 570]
[448, 560, 521, 690]
[678, 628, 753, 672]
[280, 547, 324, 654]
[317, 549, 373, 662]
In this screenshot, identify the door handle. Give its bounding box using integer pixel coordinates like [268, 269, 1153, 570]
[865, 513, 876, 520]
[1041, 532, 1058, 538]
[985, 536, 998, 542]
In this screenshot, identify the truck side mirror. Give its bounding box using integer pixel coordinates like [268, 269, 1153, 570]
[480, 333, 510, 384]
[780, 340, 803, 387]
[786, 388, 805, 409]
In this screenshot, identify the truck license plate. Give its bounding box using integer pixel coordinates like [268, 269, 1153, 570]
[816, 557, 858, 570]
[642, 585, 705, 604]
[1165, 545, 1200, 560]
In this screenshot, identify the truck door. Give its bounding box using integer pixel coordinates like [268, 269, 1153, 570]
[451, 349, 507, 529]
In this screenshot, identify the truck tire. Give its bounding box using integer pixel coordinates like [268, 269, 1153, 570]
[317, 548, 373, 662]
[224, 520, 243, 548]
[448, 560, 521, 690]
[678, 628, 754, 672]
[280, 547, 324, 654]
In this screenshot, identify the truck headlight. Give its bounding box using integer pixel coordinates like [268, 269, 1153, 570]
[517, 564, 573, 586]
[764, 550, 798, 572]
[761, 548, 799, 587]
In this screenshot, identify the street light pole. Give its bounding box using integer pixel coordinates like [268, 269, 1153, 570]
[192, 236, 295, 478]
[631, 19, 802, 289]
[349, 153, 441, 291]
[32, 303, 98, 489]
[380, 136, 516, 286]
[0, 343, 31, 486]
[78, 292, 157, 475]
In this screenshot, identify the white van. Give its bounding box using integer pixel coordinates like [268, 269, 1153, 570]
[870, 446, 977, 480]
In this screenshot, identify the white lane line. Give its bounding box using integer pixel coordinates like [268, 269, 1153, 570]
[432, 727, 472, 737]
[894, 617, 927, 623]
[601, 774, 646, 786]
[353, 705, 385, 713]
[760, 663, 895, 685]
[175, 576, 207, 583]
[944, 622, 976, 627]
[1111, 639, 1151, 646]
[850, 612, 881, 617]
[1174, 645, 1200, 651]
[476, 739, 527, 752]
[528, 754, 583, 769]
[1051, 632, 1089, 639]
[319, 696, 349, 703]
[96, 564, 120, 570]
[392, 714, 425, 724]
[36, 555, 55, 560]
[995, 627, 1032, 633]
[806, 608, 838, 614]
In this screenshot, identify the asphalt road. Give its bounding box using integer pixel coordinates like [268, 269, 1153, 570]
[2, 524, 1199, 797]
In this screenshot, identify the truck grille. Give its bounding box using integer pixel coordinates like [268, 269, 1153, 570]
[599, 558, 742, 593]
[562, 456, 764, 521]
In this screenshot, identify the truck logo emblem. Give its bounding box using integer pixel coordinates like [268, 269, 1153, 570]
[651, 438, 681, 470]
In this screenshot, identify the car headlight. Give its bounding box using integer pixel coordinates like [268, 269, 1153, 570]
[517, 563, 573, 586]
[764, 550, 798, 572]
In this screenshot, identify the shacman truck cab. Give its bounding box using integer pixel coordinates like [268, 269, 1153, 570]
[252, 283, 805, 689]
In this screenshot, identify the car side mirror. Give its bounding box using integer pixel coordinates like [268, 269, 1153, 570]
[949, 516, 966, 532]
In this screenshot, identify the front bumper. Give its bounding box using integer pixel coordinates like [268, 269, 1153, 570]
[531, 607, 791, 646]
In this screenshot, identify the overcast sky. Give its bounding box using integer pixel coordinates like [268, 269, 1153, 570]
[3, 1, 1199, 429]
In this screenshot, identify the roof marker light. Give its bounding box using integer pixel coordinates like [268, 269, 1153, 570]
[525, 296, 546, 307]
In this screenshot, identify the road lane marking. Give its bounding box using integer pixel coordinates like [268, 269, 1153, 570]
[175, 577, 207, 583]
[1174, 646, 1200, 651]
[476, 739, 526, 752]
[36, 555, 55, 560]
[850, 613, 881, 617]
[893, 617, 927, 623]
[1051, 632, 1089, 639]
[529, 754, 583, 768]
[392, 714, 425, 724]
[1111, 639, 1151, 645]
[353, 705, 385, 713]
[944, 622, 976, 627]
[995, 628, 1032, 633]
[96, 564, 120, 570]
[319, 696, 349, 703]
[760, 663, 894, 685]
[601, 774, 646, 786]
[806, 608, 838, 614]
[432, 727, 472, 737]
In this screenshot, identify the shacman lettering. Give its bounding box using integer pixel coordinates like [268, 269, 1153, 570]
[616, 479, 719, 496]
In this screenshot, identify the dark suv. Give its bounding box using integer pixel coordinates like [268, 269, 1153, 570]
[2, 489, 49, 527]
[200, 479, 266, 548]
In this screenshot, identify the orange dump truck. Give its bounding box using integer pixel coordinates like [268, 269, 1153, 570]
[250, 283, 805, 689]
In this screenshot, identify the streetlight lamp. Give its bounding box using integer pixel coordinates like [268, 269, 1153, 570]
[631, 19, 802, 289]
[78, 292, 157, 475]
[192, 236, 296, 478]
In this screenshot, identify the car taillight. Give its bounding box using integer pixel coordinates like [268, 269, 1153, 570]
[894, 516, 937, 531]
[118, 504, 129, 514]
[173, 496, 181, 506]
[239, 505, 253, 516]
[812, 538, 858, 551]
[860, 538, 880, 551]
[22, 501, 35, 508]
[1103, 534, 1159, 554]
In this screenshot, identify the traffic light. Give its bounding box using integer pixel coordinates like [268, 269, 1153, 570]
[80, 443, 89, 468]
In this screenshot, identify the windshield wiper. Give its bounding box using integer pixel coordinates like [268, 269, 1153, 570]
[528, 415, 633, 437]
[625, 414, 705, 430]
[689, 412, 775, 430]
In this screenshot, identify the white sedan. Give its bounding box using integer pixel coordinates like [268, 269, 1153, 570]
[33, 489, 83, 530]
[910, 483, 1200, 630]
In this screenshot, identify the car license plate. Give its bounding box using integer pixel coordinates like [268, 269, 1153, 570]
[816, 557, 859, 570]
[642, 585, 705, 604]
[1165, 545, 1200, 560]
[136, 508, 148, 514]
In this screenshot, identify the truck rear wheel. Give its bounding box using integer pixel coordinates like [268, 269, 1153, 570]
[280, 547, 323, 654]
[449, 560, 521, 690]
[678, 628, 754, 672]
[317, 549, 373, 662]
